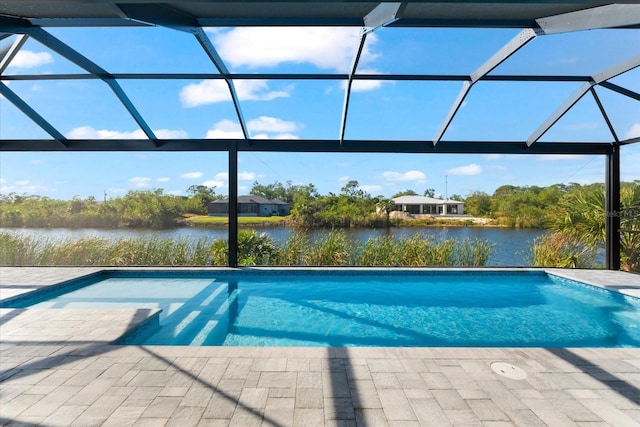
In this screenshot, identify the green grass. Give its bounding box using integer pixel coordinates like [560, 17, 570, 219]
[186, 215, 291, 226]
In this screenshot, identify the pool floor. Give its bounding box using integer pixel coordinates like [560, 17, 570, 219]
[8, 270, 640, 347]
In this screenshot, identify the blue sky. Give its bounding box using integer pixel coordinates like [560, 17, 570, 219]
[1, 26, 639, 200]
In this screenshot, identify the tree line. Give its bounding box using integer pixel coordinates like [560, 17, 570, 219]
[1, 180, 638, 271]
[1, 180, 638, 231]
[0, 185, 219, 229]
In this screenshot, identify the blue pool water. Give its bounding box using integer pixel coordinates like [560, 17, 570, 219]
[6, 270, 640, 347]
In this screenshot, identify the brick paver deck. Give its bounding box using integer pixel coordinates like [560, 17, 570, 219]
[1, 267, 639, 426]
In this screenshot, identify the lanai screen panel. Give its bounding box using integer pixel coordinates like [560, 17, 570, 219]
[0, 1, 638, 154]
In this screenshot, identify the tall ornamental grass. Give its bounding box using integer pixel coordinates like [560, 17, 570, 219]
[0, 230, 493, 267]
[528, 232, 598, 268]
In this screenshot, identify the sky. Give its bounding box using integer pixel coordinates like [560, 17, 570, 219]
[1, 25, 639, 200]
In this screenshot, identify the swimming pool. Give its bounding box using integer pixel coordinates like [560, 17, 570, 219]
[4, 269, 639, 347]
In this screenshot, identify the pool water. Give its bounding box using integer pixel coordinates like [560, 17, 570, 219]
[9, 270, 640, 347]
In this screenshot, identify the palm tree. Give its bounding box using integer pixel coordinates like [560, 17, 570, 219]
[548, 182, 640, 272]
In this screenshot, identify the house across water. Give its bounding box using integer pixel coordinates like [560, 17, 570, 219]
[208, 196, 290, 217]
[392, 196, 464, 215]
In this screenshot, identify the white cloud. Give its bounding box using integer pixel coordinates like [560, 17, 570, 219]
[483, 154, 502, 160]
[625, 123, 640, 140]
[205, 120, 245, 139]
[205, 171, 261, 183]
[238, 172, 262, 181]
[30, 159, 43, 165]
[446, 164, 482, 175]
[360, 184, 383, 193]
[210, 27, 379, 72]
[8, 50, 53, 69]
[203, 180, 225, 189]
[130, 177, 152, 188]
[341, 69, 389, 92]
[155, 129, 189, 139]
[66, 126, 187, 139]
[350, 79, 384, 92]
[156, 177, 170, 182]
[181, 172, 203, 179]
[205, 117, 299, 139]
[382, 170, 427, 183]
[0, 180, 51, 194]
[248, 116, 297, 133]
[180, 79, 290, 108]
[338, 176, 350, 182]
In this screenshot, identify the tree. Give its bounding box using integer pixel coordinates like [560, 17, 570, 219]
[376, 198, 395, 226]
[464, 191, 492, 217]
[187, 185, 219, 213]
[423, 188, 436, 197]
[341, 180, 365, 199]
[250, 181, 288, 202]
[392, 189, 418, 198]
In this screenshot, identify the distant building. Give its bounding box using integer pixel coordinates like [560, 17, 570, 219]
[208, 195, 290, 217]
[392, 195, 464, 215]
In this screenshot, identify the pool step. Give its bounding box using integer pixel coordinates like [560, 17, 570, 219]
[143, 282, 239, 345]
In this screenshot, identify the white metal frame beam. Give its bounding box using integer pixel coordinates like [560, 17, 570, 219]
[12, 24, 158, 142]
[340, 3, 405, 144]
[433, 28, 538, 145]
[527, 53, 640, 146]
[0, 34, 28, 74]
[0, 81, 68, 144]
[117, 4, 249, 139]
[536, 4, 640, 35]
[339, 31, 367, 145]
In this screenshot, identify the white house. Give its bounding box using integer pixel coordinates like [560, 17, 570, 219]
[392, 195, 464, 215]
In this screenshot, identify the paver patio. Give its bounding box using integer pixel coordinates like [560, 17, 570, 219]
[1, 267, 639, 426]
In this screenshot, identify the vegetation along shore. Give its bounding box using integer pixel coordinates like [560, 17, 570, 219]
[1, 180, 638, 271]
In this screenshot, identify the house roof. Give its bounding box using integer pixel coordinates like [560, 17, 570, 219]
[393, 195, 464, 204]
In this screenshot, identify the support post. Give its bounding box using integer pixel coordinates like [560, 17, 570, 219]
[605, 145, 621, 270]
[228, 143, 238, 267]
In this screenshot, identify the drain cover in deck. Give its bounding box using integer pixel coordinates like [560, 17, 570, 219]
[491, 362, 527, 380]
